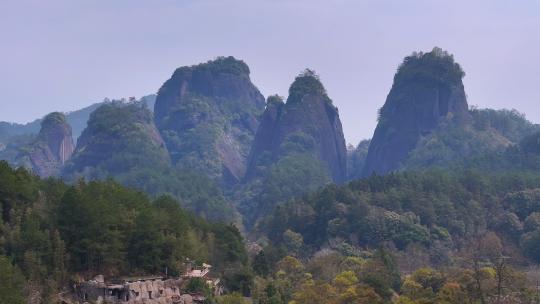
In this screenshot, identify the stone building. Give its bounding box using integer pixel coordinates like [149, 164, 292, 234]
[76, 275, 189, 304]
[75, 260, 223, 304]
[75, 263, 222, 304]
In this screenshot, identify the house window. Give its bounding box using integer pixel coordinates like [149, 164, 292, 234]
[148, 291, 152, 299]
[159, 289, 163, 295]
[84, 293, 88, 301]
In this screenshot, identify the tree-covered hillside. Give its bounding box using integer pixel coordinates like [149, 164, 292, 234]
[63, 100, 237, 222]
[401, 108, 540, 171]
[63, 101, 171, 179]
[261, 169, 540, 256]
[0, 161, 249, 302]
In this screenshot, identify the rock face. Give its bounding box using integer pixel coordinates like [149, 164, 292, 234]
[154, 56, 265, 185]
[63, 101, 170, 180]
[362, 48, 470, 176]
[246, 70, 347, 183]
[22, 112, 74, 177]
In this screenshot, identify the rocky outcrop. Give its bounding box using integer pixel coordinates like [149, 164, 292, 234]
[20, 112, 74, 177]
[246, 70, 347, 183]
[63, 101, 170, 180]
[154, 56, 265, 185]
[362, 48, 471, 176]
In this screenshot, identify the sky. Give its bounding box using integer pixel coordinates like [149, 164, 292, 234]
[0, 0, 539, 144]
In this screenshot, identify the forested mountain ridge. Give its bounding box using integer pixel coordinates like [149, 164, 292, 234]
[61, 101, 238, 222]
[400, 107, 540, 171]
[346, 107, 540, 179]
[0, 94, 156, 144]
[1, 51, 537, 225]
[63, 101, 170, 181]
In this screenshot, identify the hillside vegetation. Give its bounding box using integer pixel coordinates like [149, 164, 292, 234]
[0, 161, 249, 302]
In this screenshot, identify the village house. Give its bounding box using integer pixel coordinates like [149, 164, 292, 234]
[75, 263, 222, 304]
[182, 263, 223, 297]
[76, 275, 187, 304]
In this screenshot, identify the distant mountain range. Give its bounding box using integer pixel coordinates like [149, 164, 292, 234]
[1, 50, 538, 225]
[0, 94, 156, 142]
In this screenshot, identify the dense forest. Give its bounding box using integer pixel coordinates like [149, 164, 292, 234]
[7, 158, 540, 303]
[0, 161, 249, 303]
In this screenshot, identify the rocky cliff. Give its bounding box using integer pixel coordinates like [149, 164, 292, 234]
[362, 48, 470, 176]
[154, 56, 265, 185]
[20, 112, 74, 177]
[63, 101, 170, 180]
[246, 70, 347, 183]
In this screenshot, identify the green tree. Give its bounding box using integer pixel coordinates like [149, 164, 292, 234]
[361, 247, 401, 300]
[253, 250, 270, 277]
[57, 181, 147, 274]
[290, 280, 336, 304]
[521, 229, 540, 263]
[282, 230, 303, 256]
[0, 255, 26, 304]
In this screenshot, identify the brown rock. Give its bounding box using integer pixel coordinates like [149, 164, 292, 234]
[24, 112, 74, 177]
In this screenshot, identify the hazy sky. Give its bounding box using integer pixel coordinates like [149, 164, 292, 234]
[1, 0, 539, 144]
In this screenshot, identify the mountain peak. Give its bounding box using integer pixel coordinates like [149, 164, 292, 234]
[362, 48, 470, 176]
[22, 112, 74, 177]
[394, 47, 465, 86]
[63, 102, 169, 180]
[287, 69, 332, 104]
[154, 57, 265, 185]
[246, 72, 346, 184]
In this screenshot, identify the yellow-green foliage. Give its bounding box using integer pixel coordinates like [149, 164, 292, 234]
[217, 292, 249, 304]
